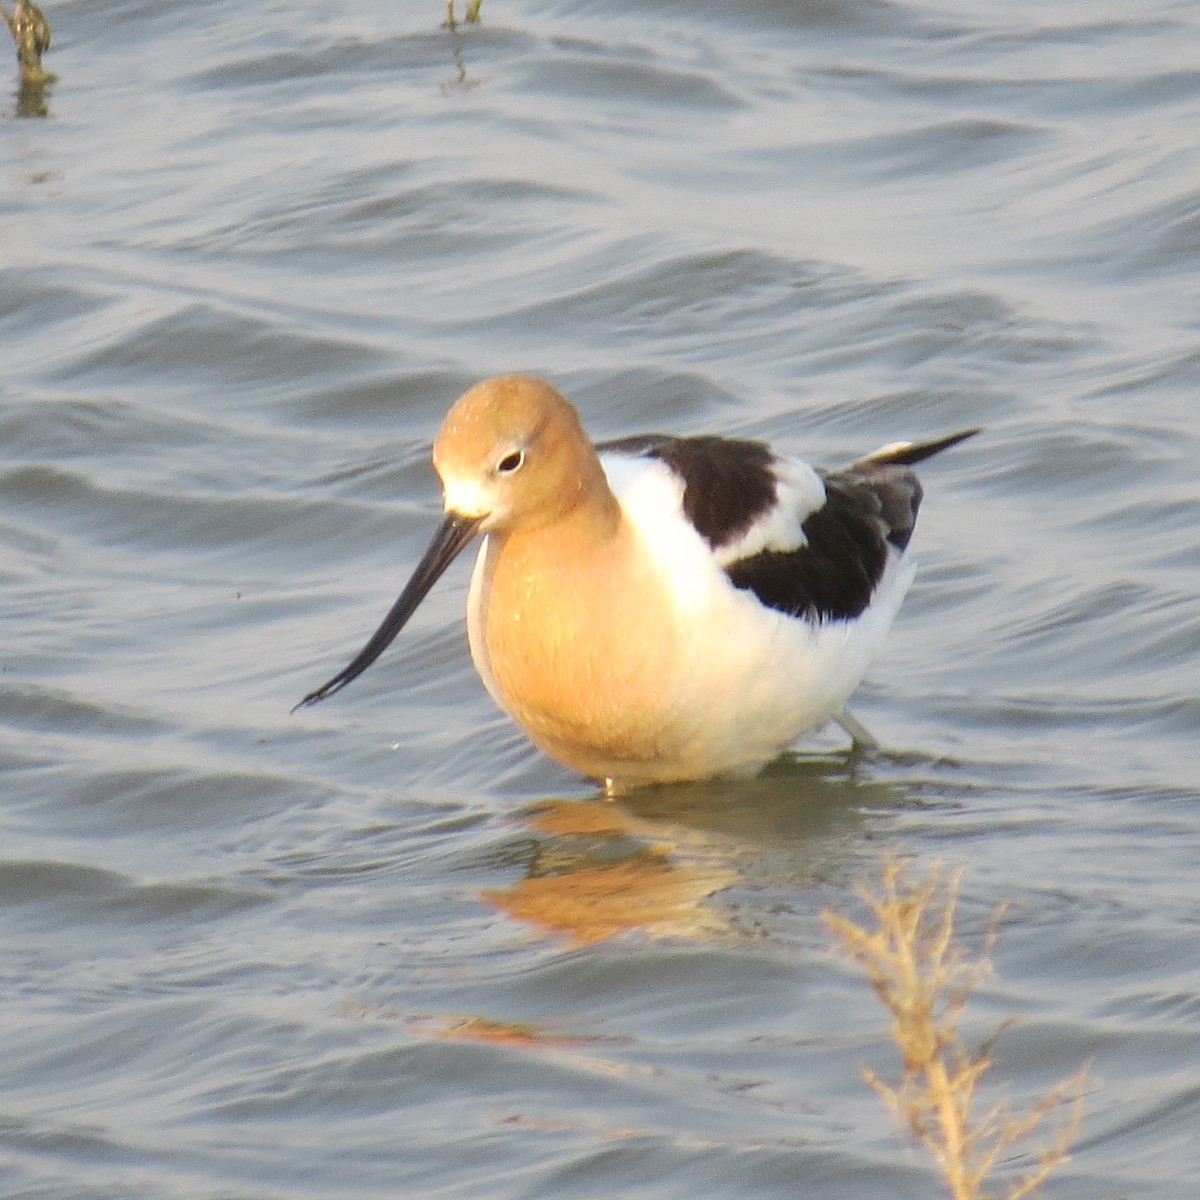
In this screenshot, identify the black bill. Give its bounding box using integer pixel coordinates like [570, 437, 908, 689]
[295, 512, 484, 709]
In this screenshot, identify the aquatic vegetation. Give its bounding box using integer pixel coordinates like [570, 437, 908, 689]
[824, 860, 1087, 1200]
[445, 0, 484, 29]
[2, 0, 52, 115]
[2, 0, 53, 85]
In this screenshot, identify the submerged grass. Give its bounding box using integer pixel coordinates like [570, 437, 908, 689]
[823, 859, 1087, 1200]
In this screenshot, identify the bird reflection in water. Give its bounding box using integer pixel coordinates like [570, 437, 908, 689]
[482, 755, 904, 945]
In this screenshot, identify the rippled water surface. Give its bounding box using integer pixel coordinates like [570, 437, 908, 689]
[3, 0, 1199, 1196]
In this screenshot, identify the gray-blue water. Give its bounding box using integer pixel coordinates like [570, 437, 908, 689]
[3, 1, 1199, 1196]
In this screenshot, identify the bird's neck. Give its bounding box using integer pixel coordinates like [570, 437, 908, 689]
[471, 495, 681, 771]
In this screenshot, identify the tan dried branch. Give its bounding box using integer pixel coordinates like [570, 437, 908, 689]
[2, 0, 55, 89]
[445, 0, 483, 30]
[823, 858, 1087, 1200]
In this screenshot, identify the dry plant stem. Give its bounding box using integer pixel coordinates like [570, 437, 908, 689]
[2, 0, 54, 87]
[445, 0, 483, 29]
[823, 859, 1086, 1200]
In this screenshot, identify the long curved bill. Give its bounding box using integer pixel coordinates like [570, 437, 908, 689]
[295, 512, 484, 710]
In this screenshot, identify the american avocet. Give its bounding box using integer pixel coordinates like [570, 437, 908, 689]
[298, 376, 978, 789]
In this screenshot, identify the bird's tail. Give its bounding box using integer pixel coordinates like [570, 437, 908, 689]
[862, 427, 982, 467]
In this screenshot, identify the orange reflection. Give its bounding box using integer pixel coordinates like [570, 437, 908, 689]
[481, 798, 737, 946]
[406, 1013, 611, 1048]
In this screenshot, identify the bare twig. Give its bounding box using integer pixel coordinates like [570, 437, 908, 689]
[2, 0, 55, 89]
[824, 859, 1087, 1200]
[445, 0, 483, 30]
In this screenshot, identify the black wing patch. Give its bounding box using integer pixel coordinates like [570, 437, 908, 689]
[598, 433, 779, 550]
[599, 427, 978, 624]
[724, 474, 891, 621]
[721, 428, 980, 621]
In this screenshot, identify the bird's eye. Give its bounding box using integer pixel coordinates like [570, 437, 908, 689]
[497, 449, 524, 474]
